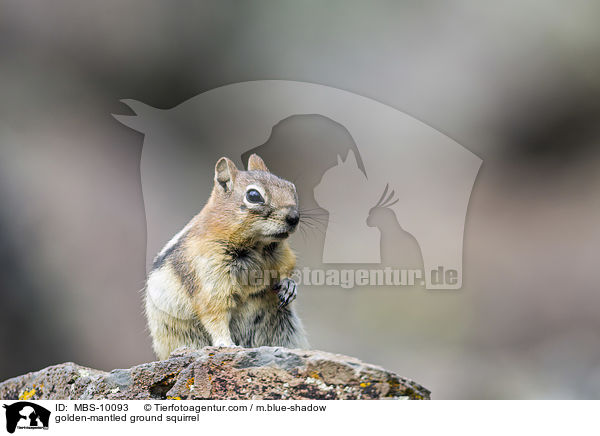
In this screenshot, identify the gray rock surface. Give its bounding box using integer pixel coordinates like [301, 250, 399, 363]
[0, 347, 430, 400]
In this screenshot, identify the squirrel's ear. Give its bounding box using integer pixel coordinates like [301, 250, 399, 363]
[247, 154, 269, 172]
[215, 157, 238, 192]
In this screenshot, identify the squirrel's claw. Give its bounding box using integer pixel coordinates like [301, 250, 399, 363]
[274, 278, 297, 309]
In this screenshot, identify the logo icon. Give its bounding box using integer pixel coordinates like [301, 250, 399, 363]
[3, 402, 50, 433]
[115, 80, 481, 290]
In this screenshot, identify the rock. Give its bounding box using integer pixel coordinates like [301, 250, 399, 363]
[0, 347, 430, 400]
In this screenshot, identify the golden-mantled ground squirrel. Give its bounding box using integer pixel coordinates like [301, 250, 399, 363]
[145, 154, 308, 359]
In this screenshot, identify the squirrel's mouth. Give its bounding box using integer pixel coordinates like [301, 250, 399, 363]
[268, 231, 289, 239]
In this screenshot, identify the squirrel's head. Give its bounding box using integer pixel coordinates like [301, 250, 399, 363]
[210, 154, 299, 243]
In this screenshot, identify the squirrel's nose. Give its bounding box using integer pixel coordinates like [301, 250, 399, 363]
[285, 209, 300, 227]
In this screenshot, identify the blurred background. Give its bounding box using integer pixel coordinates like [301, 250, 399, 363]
[1, 0, 600, 399]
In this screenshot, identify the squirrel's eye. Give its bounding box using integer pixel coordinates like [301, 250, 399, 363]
[246, 189, 264, 204]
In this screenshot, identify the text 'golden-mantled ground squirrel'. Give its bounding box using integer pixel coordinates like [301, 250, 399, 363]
[145, 154, 309, 359]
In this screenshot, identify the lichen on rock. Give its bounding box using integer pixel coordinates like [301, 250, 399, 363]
[0, 347, 430, 400]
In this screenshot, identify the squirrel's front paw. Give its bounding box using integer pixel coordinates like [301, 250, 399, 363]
[273, 278, 297, 308]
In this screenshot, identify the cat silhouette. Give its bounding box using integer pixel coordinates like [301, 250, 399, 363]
[315, 150, 381, 263]
[3, 402, 50, 434]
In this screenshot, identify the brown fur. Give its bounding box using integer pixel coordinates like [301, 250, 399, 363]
[145, 154, 308, 359]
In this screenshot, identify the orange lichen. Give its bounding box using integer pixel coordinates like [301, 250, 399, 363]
[19, 389, 36, 400]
